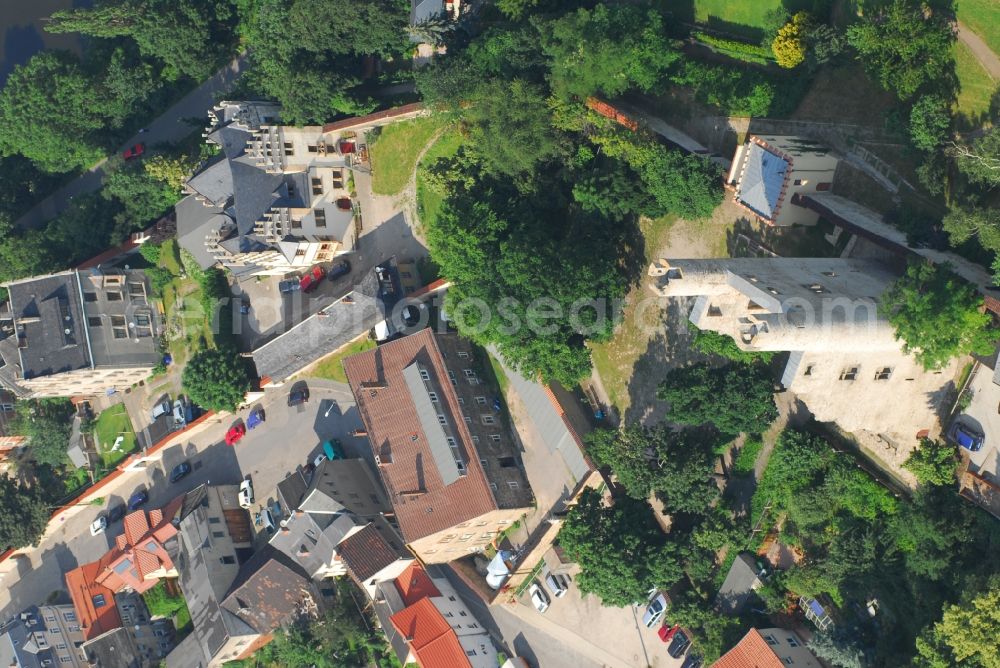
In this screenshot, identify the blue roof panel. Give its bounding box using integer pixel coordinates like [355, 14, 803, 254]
[738, 143, 789, 220]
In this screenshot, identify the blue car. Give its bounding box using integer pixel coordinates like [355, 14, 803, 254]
[247, 407, 265, 430]
[322, 440, 343, 461]
[949, 422, 985, 452]
[127, 490, 148, 511]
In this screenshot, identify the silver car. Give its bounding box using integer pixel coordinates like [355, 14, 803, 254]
[643, 593, 668, 628]
[529, 582, 550, 613]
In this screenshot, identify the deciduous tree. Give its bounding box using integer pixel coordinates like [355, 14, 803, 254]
[771, 12, 810, 68]
[11, 400, 75, 469]
[879, 262, 997, 370]
[0, 475, 51, 549]
[949, 128, 1000, 187]
[656, 362, 777, 435]
[182, 349, 251, 412]
[916, 577, 1000, 668]
[903, 438, 958, 486]
[909, 95, 951, 152]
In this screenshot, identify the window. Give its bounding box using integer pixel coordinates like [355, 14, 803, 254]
[466, 649, 477, 657]
[110, 315, 127, 339]
[314, 209, 326, 227]
[62, 612, 76, 622]
[783, 659, 794, 666]
[284, 141, 293, 155]
[212, 531, 225, 538]
[208, 517, 221, 524]
[60, 658, 72, 664]
[481, 415, 495, 425]
[291, 218, 302, 229]
[822, 271, 837, 277]
[490, 434, 501, 442]
[311, 177, 323, 196]
[793, 179, 804, 186]
[460, 533, 473, 541]
[469, 622, 479, 629]
[437, 415, 447, 425]
[787, 636, 799, 648]
[458, 351, 470, 359]
[806, 283, 827, 294]
[457, 397, 464, 406]
[764, 634, 778, 646]
[446, 437, 457, 447]
[444, 611, 454, 618]
[106, 291, 122, 301]
[448, 595, 456, 602]
[475, 396, 487, 405]
[766, 287, 781, 296]
[508, 481, 519, 489]
[480, 458, 487, 467]
[429, 391, 439, 403]
[92, 595, 106, 608]
[490, 483, 498, 491]
[464, 416, 471, 424]
[459, 611, 467, 617]
[308, 144, 318, 153]
[472, 435, 480, 444]
[839, 366, 858, 381]
[56, 644, 66, 650]
[88, 316, 101, 327]
[220, 556, 236, 565]
[875, 366, 893, 381]
[420, 369, 430, 381]
[83, 292, 97, 302]
[803, 365, 814, 376]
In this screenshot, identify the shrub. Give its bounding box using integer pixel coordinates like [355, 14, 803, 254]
[909, 94, 951, 152]
[772, 13, 811, 68]
[138, 242, 161, 265]
[733, 438, 764, 476]
[694, 32, 773, 65]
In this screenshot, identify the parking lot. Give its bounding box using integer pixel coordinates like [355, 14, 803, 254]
[955, 363, 1000, 482]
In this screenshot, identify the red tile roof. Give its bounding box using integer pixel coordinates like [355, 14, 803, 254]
[343, 329, 498, 542]
[65, 556, 122, 641]
[394, 562, 441, 607]
[389, 598, 471, 668]
[712, 629, 785, 668]
[96, 508, 178, 594]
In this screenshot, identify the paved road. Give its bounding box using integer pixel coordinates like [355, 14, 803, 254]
[13, 54, 248, 230]
[957, 21, 1000, 80]
[0, 379, 361, 621]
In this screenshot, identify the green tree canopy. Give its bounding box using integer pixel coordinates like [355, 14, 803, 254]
[689, 326, 774, 364]
[0, 475, 51, 549]
[0, 52, 107, 172]
[950, 127, 1000, 187]
[656, 362, 777, 435]
[916, 577, 1000, 668]
[182, 348, 252, 412]
[534, 4, 679, 100]
[557, 488, 680, 607]
[903, 438, 958, 486]
[845, 0, 954, 100]
[879, 262, 997, 370]
[771, 12, 810, 69]
[909, 94, 951, 152]
[11, 399, 75, 469]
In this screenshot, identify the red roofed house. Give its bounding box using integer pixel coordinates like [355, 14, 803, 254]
[713, 629, 821, 668]
[343, 329, 534, 564]
[65, 497, 184, 640]
[383, 563, 497, 668]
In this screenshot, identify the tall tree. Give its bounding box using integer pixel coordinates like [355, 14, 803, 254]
[903, 438, 958, 486]
[916, 578, 1000, 668]
[949, 128, 1000, 187]
[182, 349, 251, 412]
[656, 362, 777, 435]
[0, 52, 107, 172]
[557, 488, 681, 607]
[879, 262, 997, 370]
[0, 475, 51, 549]
[845, 0, 954, 99]
[11, 400, 75, 469]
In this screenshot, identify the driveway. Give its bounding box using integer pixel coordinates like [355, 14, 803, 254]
[0, 379, 365, 622]
[955, 364, 1000, 482]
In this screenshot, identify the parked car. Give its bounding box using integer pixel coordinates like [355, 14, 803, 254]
[127, 490, 149, 511]
[279, 278, 301, 294]
[225, 424, 246, 446]
[643, 594, 668, 628]
[172, 399, 186, 428]
[239, 300, 251, 315]
[123, 143, 145, 160]
[247, 407, 265, 430]
[262, 507, 276, 533]
[90, 515, 108, 536]
[312, 454, 327, 469]
[658, 624, 681, 644]
[288, 387, 309, 407]
[545, 573, 569, 598]
[299, 265, 326, 293]
[667, 630, 691, 659]
[238, 479, 254, 509]
[328, 260, 351, 281]
[322, 439, 343, 461]
[948, 421, 985, 452]
[107, 505, 126, 524]
[681, 653, 703, 668]
[376, 266, 395, 297]
[169, 461, 192, 483]
[528, 582, 549, 613]
[151, 401, 171, 420]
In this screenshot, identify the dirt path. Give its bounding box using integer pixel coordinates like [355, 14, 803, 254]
[398, 124, 450, 242]
[957, 20, 1000, 80]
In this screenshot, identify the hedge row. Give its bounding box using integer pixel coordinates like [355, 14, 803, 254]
[693, 31, 774, 65]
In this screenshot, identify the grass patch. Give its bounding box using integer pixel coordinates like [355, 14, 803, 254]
[306, 337, 377, 383]
[93, 404, 137, 469]
[733, 437, 764, 476]
[954, 40, 997, 128]
[159, 239, 183, 276]
[144, 582, 192, 638]
[958, 0, 1000, 59]
[63, 467, 90, 495]
[488, 353, 510, 395]
[416, 125, 464, 230]
[370, 115, 450, 196]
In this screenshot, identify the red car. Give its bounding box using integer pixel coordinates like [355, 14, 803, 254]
[123, 143, 145, 160]
[225, 424, 246, 446]
[299, 265, 326, 293]
[658, 624, 681, 644]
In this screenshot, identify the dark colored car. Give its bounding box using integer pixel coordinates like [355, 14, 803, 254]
[169, 461, 192, 483]
[948, 421, 985, 452]
[680, 654, 702, 668]
[225, 424, 247, 446]
[127, 490, 149, 511]
[667, 630, 691, 659]
[328, 260, 351, 281]
[376, 266, 395, 297]
[288, 387, 310, 407]
[123, 143, 145, 160]
[279, 279, 301, 294]
[107, 505, 126, 524]
[300, 265, 326, 293]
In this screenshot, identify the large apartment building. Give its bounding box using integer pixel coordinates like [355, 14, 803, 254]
[344, 329, 534, 563]
[0, 269, 160, 398]
[649, 257, 956, 443]
[0, 605, 88, 668]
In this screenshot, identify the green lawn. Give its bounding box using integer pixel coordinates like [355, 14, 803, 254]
[370, 115, 450, 196]
[415, 126, 464, 231]
[958, 0, 1000, 59]
[667, 0, 826, 38]
[159, 239, 183, 276]
[306, 336, 377, 383]
[93, 404, 137, 468]
[954, 40, 997, 127]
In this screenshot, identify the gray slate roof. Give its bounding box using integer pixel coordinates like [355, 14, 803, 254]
[716, 552, 763, 614]
[82, 627, 142, 668]
[736, 142, 789, 221]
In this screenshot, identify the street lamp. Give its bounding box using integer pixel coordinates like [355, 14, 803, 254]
[324, 402, 336, 418]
